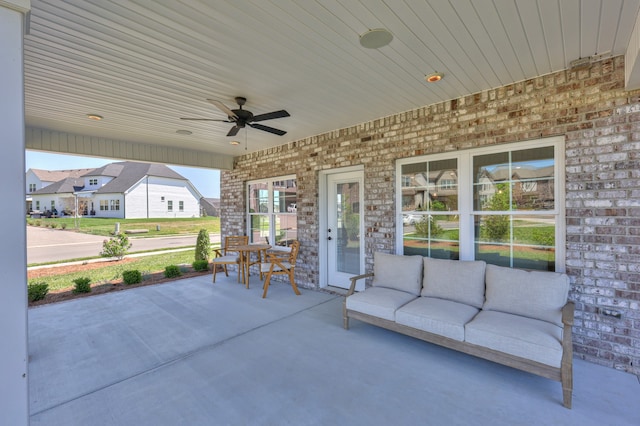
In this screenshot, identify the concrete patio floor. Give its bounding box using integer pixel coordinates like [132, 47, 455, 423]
[29, 274, 639, 425]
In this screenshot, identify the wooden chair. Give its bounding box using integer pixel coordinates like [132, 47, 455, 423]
[260, 240, 301, 298]
[212, 235, 248, 283]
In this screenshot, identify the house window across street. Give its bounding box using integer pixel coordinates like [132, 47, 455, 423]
[168, 200, 173, 212]
[89, 178, 98, 185]
[397, 137, 564, 272]
[179, 201, 184, 212]
[100, 200, 108, 211]
[110, 200, 120, 211]
[247, 176, 297, 246]
[29, 183, 36, 192]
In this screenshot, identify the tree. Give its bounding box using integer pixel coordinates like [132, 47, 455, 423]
[195, 229, 211, 261]
[481, 183, 512, 242]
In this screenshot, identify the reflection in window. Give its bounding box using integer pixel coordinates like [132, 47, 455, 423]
[248, 177, 297, 246]
[398, 139, 562, 272]
[401, 158, 459, 260]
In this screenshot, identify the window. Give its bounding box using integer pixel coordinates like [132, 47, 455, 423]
[247, 176, 297, 246]
[29, 183, 36, 192]
[35, 201, 40, 210]
[100, 200, 108, 211]
[161, 196, 165, 202]
[50, 201, 55, 210]
[89, 178, 98, 185]
[397, 137, 564, 272]
[179, 201, 184, 212]
[168, 200, 173, 212]
[110, 200, 120, 211]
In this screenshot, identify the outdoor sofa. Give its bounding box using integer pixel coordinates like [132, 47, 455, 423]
[343, 253, 574, 408]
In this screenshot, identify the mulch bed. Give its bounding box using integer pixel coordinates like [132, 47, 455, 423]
[28, 260, 220, 307]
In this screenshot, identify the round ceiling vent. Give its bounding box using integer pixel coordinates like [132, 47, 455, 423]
[359, 28, 393, 49]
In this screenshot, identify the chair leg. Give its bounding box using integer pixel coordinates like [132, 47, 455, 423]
[262, 272, 272, 298]
[289, 270, 301, 295]
[212, 265, 217, 283]
[223, 265, 229, 277]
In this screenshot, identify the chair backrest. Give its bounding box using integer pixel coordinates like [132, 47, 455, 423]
[287, 240, 300, 266]
[223, 235, 248, 254]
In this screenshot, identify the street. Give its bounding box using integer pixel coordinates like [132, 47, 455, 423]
[27, 226, 220, 264]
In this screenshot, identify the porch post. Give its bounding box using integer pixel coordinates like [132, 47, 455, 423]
[0, 1, 31, 425]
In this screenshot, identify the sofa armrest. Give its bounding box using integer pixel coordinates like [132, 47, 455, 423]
[562, 301, 575, 327]
[347, 272, 374, 296]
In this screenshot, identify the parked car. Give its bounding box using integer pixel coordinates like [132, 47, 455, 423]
[287, 203, 297, 212]
[402, 213, 422, 225]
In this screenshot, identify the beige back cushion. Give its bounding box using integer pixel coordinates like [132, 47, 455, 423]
[421, 258, 487, 308]
[483, 264, 570, 326]
[372, 252, 424, 296]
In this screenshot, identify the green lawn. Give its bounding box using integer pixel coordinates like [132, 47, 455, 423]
[29, 250, 213, 292]
[26, 216, 220, 237]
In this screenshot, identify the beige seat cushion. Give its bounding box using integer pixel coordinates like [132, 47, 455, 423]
[421, 258, 487, 308]
[465, 310, 564, 367]
[483, 264, 570, 326]
[346, 287, 417, 321]
[372, 252, 424, 296]
[396, 297, 480, 341]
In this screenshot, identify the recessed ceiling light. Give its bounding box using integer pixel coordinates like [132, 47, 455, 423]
[176, 129, 192, 135]
[86, 114, 103, 121]
[359, 28, 393, 49]
[425, 72, 444, 83]
[230, 140, 241, 145]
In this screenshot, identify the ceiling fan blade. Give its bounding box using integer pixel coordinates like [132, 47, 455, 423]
[207, 99, 238, 119]
[251, 109, 290, 122]
[226, 126, 241, 137]
[249, 123, 287, 136]
[180, 118, 232, 122]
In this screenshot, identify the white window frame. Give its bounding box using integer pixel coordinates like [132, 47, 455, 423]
[167, 200, 173, 212]
[246, 175, 297, 245]
[179, 201, 184, 212]
[29, 183, 36, 193]
[396, 136, 565, 272]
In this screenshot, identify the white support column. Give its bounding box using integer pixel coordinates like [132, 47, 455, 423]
[0, 1, 31, 425]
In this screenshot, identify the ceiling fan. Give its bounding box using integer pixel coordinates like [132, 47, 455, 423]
[180, 97, 290, 137]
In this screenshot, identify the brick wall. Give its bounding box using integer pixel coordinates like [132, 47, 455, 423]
[222, 55, 640, 376]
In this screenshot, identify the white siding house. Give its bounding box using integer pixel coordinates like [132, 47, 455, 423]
[29, 162, 202, 219]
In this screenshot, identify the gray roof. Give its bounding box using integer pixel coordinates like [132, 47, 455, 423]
[88, 162, 187, 194]
[32, 177, 85, 195]
[31, 162, 190, 195]
[29, 168, 95, 182]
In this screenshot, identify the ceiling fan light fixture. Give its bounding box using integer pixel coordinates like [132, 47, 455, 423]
[176, 129, 192, 135]
[86, 114, 103, 121]
[425, 72, 444, 83]
[359, 28, 393, 49]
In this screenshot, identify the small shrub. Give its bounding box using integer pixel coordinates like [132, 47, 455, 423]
[28, 282, 49, 302]
[100, 233, 132, 260]
[122, 270, 142, 285]
[50, 222, 58, 229]
[72, 277, 91, 293]
[194, 229, 211, 261]
[192, 259, 209, 272]
[164, 265, 182, 278]
[34, 220, 41, 227]
[61, 223, 67, 230]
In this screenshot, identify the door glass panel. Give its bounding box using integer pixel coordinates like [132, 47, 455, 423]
[336, 182, 360, 274]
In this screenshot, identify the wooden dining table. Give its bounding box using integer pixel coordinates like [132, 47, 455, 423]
[235, 244, 271, 288]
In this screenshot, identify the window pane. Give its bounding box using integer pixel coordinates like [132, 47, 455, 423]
[403, 214, 459, 260]
[512, 147, 555, 211]
[249, 214, 269, 243]
[474, 214, 556, 271]
[273, 179, 297, 213]
[248, 183, 269, 213]
[401, 159, 458, 212]
[275, 214, 297, 246]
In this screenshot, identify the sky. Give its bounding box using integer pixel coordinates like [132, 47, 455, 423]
[26, 151, 221, 199]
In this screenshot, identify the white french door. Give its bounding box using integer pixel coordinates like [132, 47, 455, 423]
[325, 170, 364, 290]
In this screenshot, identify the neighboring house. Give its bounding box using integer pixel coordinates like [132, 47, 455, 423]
[25, 167, 94, 213]
[29, 161, 202, 219]
[200, 197, 220, 217]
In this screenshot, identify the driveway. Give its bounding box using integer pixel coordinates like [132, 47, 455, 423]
[27, 227, 220, 264]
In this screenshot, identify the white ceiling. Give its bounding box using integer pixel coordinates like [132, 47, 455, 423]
[23, 0, 640, 161]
